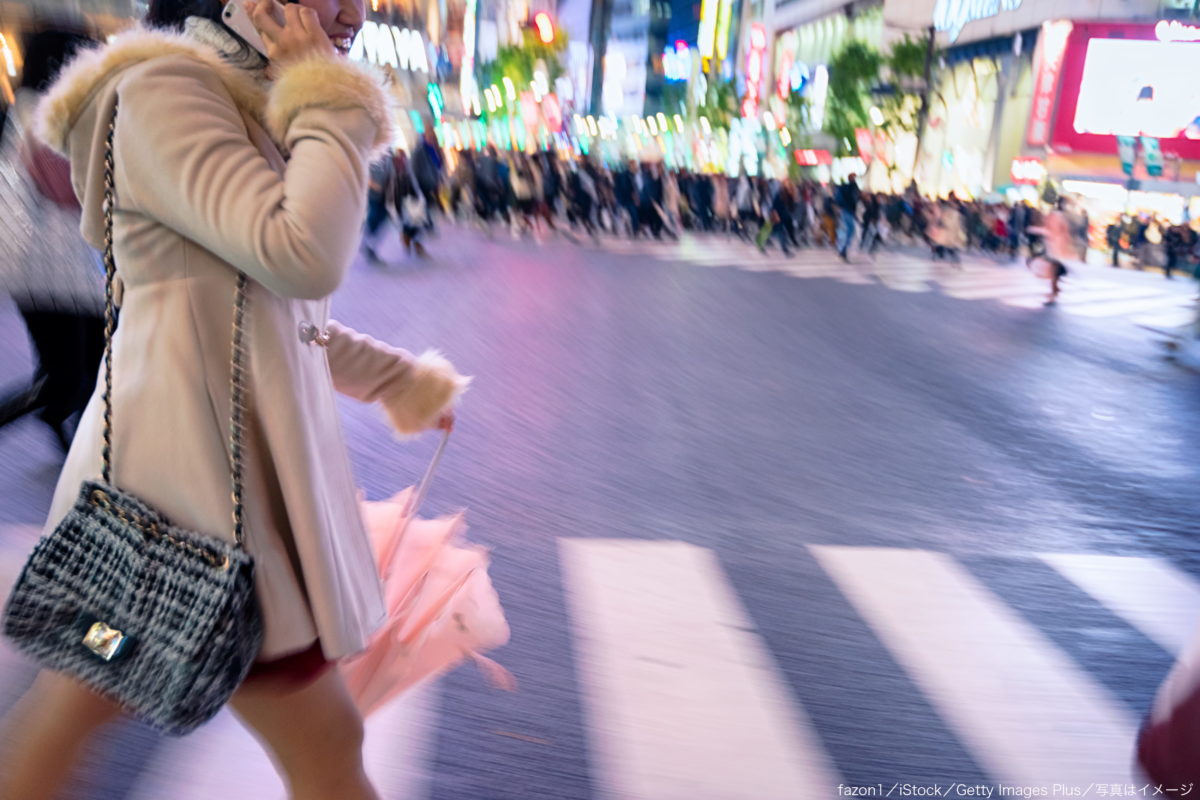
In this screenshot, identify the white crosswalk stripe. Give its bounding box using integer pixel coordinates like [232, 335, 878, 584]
[1040, 553, 1200, 656]
[2, 527, 1199, 796]
[811, 545, 1138, 786]
[560, 539, 840, 799]
[589, 235, 1197, 328]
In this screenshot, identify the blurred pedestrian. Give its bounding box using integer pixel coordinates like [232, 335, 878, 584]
[733, 172, 758, 241]
[0, 25, 105, 452]
[410, 127, 443, 221]
[835, 174, 861, 261]
[394, 150, 428, 257]
[0, 2, 468, 798]
[362, 149, 395, 264]
[860, 193, 883, 256]
[510, 156, 537, 236]
[537, 151, 561, 233]
[1106, 218, 1123, 267]
[712, 174, 730, 233]
[930, 201, 966, 265]
[1027, 200, 1075, 305]
[614, 160, 640, 237]
[638, 162, 665, 239]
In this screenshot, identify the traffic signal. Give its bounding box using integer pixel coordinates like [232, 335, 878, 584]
[533, 12, 555, 44]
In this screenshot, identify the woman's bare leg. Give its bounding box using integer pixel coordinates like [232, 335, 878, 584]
[0, 670, 122, 800]
[230, 668, 378, 800]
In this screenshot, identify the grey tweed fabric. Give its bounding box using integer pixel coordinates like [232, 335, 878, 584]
[3, 480, 262, 736]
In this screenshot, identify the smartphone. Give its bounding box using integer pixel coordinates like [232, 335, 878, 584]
[222, 0, 270, 58]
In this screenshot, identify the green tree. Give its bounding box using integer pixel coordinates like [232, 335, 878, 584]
[876, 34, 933, 138]
[478, 28, 569, 99]
[697, 77, 738, 130]
[782, 89, 808, 139]
[824, 41, 883, 155]
[660, 81, 689, 117]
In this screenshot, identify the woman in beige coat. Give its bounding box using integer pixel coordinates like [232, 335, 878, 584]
[0, 1, 467, 798]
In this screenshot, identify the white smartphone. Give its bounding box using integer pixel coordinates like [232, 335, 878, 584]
[222, 0, 270, 58]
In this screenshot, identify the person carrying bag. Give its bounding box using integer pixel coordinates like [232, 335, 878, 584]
[0, 2, 471, 797]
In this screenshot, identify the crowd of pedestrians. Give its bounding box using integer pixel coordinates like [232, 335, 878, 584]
[361, 151, 1105, 269]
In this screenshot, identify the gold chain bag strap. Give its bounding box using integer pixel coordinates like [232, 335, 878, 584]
[2, 97, 264, 736]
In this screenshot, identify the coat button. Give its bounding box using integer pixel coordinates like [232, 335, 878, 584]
[298, 322, 330, 347]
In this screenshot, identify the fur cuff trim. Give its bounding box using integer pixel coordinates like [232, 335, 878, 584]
[265, 56, 392, 155]
[381, 351, 471, 435]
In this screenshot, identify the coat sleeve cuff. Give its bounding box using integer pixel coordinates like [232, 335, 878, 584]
[265, 55, 392, 156]
[381, 350, 471, 435]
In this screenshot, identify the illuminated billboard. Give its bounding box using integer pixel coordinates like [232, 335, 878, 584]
[1052, 22, 1200, 160]
[1073, 39, 1200, 139]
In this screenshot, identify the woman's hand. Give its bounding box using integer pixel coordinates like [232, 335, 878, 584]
[246, 0, 335, 69]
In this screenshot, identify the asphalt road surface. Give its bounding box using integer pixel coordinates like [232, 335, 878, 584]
[0, 225, 1198, 799]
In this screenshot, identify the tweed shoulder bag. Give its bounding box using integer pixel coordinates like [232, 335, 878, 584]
[2, 98, 263, 736]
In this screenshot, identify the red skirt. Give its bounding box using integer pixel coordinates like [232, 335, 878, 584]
[243, 641, 332, 692]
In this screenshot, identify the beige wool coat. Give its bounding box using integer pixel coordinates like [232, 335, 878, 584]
[36, 22, 467, 661]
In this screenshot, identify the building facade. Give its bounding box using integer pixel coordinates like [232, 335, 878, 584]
[889, 0, 1200, 225]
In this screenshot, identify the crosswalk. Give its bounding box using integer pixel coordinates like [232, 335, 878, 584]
[0, 530, 1195, 798]
[593, 237, 1199, 330]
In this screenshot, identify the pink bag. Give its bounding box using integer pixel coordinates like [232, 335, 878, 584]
[340, 434, 513, 716]
[20, 131, 79, 211]
[1137, 632, 1200, 782]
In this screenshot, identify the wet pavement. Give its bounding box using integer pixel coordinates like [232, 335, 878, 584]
[0, 225, 1198, 798]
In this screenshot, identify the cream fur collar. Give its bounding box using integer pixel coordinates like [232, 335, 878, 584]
[37, 25, 268, 154]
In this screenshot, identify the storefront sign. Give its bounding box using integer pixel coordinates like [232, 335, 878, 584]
[776, 50, 793, 99]
[715, 0, 734, 61]
[1010, 157, 1045, 185]
[934, 0, 1023, 43]
[350, 21, 429, 73]
[1155, 20, 1200, 42]
[1143, 136, 1164, 177]
[460, 0, 478, 114]
[742, 24, 767, 118]
[542, 94, 563, 134]
[794, 149, 832, 166]
[1026, 20, 1072, 147]
[1118, 135, 1137, 175]
[663, 41, 691, 81]
[855, 128, 875, 163]
[698, 0, 719, 59]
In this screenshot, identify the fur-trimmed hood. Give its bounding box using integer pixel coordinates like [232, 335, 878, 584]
[37, 23, 392, 156]
[37, 26, 268, 154]
[35, 21, 392, 252]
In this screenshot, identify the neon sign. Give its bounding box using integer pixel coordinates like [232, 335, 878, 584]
[698, 0, 718, 59]
[460, 0, 479, 114]
[1010, 157, 1046, 185]
[1026, 20, 1072, 147]
[934, 0, 1023, 43]
[794, 149, 832, 166]
[742, 23, 766, 118]
[1156, 20, 1200, 42]
[663, 41, 691, 81]
[350, 21, 429, 72]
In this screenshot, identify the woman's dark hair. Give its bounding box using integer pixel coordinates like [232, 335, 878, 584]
[145, 0, 224, 30]
[19, 27, 94, 93]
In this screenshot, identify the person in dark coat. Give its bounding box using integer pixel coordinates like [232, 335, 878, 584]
[614, 161, 641, 237]
[638, 163, 665, 239]
[834, 174, 861, 260]
[409, 128, 443, 221]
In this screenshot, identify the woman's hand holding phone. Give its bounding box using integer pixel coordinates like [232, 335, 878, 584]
[245, 0, 335, 69]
